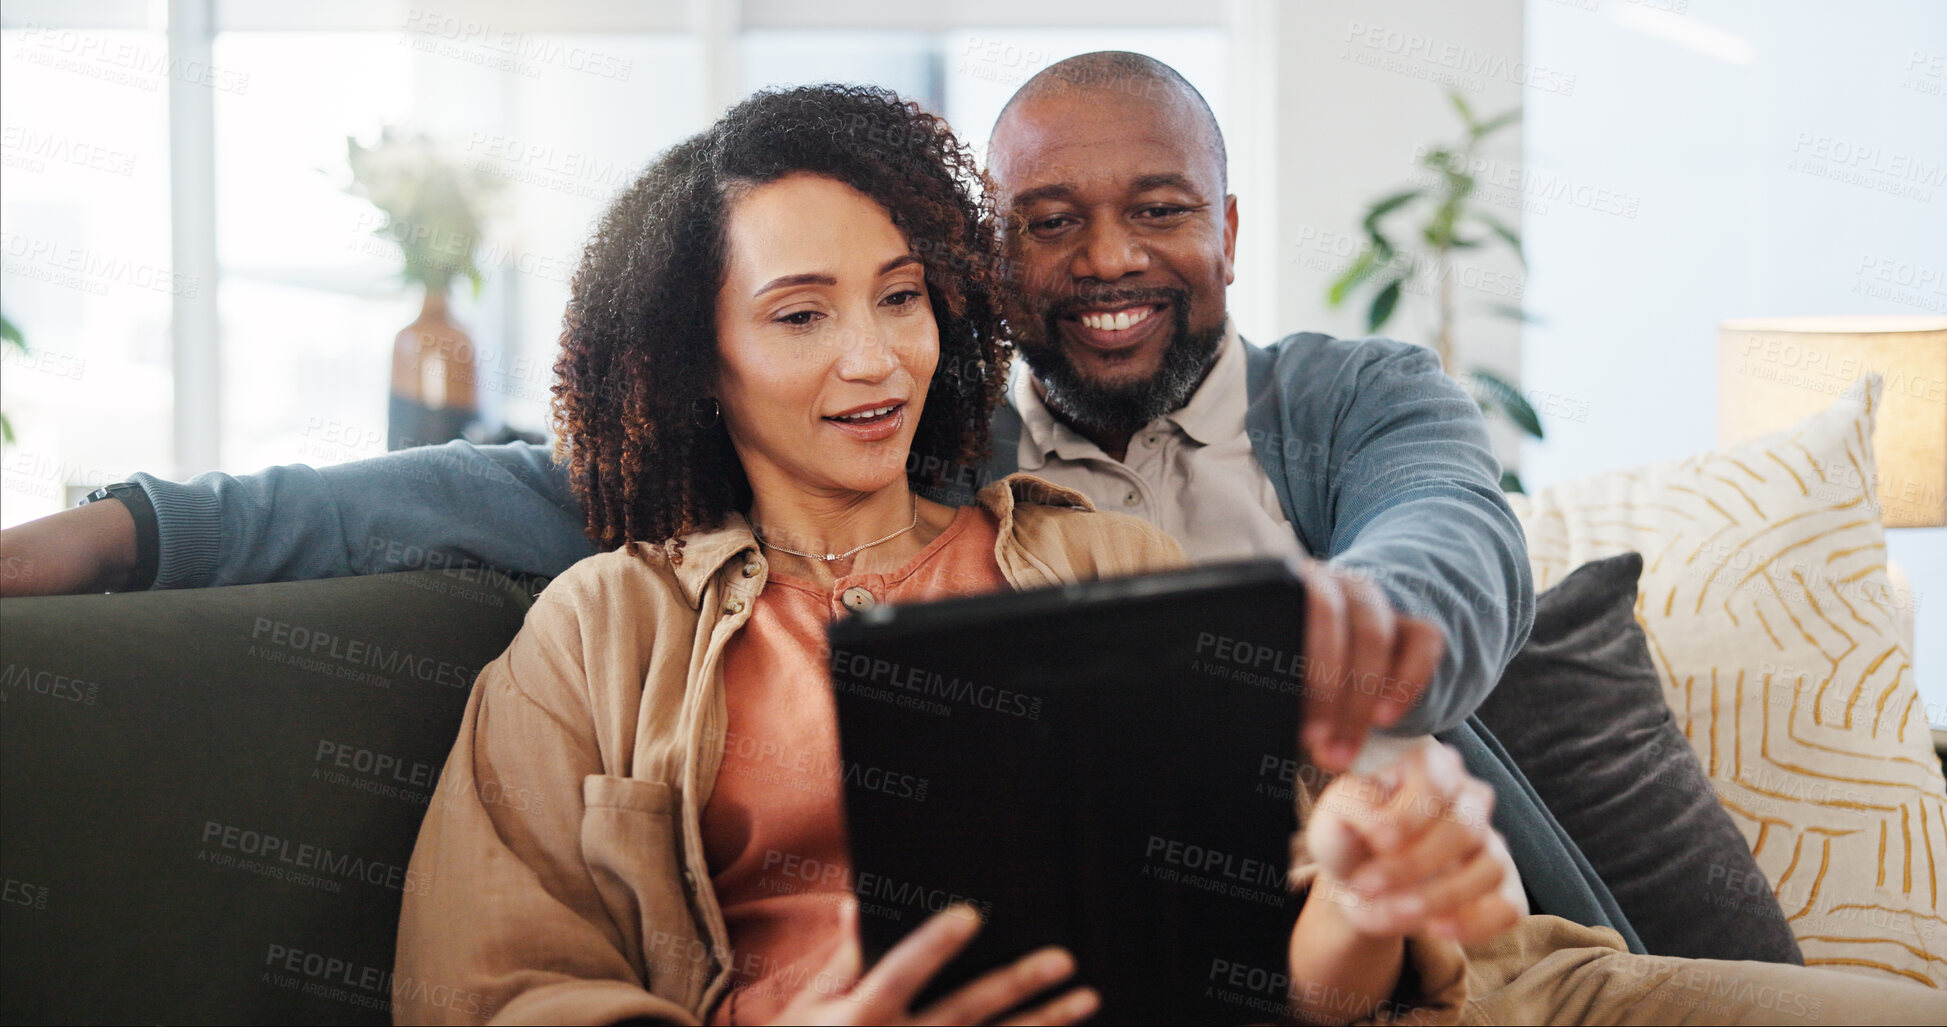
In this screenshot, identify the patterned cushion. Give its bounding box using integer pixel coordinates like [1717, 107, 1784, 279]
[1508, 375, 1947, 988]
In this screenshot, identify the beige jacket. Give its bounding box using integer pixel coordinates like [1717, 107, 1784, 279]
[394, 475, 1196, 1024]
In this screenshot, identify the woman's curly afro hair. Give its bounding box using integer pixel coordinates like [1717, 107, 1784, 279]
[551, 84, 1010, 551]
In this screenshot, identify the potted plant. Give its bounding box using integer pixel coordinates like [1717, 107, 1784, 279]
[346, 129, 498, 451]
[1, 312, 24, 445]
[1328, 92, 1540, 492]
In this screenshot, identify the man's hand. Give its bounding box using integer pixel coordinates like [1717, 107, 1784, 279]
[1294, 560, 1445, 772]
[769, 901, 1098, 1026]
[1303, 741, 1525, 946]
[0, 501, 138, 596]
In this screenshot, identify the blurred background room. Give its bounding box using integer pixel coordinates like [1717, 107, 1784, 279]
[2, 0, 1943, 723]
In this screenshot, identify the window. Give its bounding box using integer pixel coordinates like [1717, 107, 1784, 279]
[210, 30, 701, 473]
[0, 1, 1230, 529]
[2, 26, 174, 518]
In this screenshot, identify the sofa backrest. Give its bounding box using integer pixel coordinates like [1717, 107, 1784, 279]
[0, 569, 534, 1025]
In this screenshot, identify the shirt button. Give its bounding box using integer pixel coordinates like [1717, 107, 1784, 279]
[724, 597, 746, 615]
[740, 560, 760, 578]
[1123, 490, 1141, 508]
[840, 586, 877, 611]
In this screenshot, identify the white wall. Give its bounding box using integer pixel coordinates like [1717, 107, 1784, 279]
[1264, 0, 1530, 467]
[1522, 0, 1947, 722]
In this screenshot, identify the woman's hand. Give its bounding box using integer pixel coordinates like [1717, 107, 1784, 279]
[1304, 740, 1525, 945]
[1285, 742, 1524, 1024]
[766, 901, 1099, 1026]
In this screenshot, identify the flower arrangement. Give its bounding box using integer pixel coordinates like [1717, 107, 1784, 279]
[345, 128, 498, 294]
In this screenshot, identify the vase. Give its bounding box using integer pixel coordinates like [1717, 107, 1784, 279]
[387, 287, 479, 451]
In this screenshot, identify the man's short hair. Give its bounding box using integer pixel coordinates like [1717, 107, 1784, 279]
[992, 50, 1227, 188]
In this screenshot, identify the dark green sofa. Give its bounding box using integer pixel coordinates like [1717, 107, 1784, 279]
[0, 570, 536, 1025]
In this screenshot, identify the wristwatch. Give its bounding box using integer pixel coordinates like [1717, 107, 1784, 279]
[81, 482, 160, 593]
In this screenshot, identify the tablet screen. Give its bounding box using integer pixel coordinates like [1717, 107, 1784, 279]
[829, 560, 1308, 1024]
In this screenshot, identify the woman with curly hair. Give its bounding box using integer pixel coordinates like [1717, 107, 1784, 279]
[392, 84, 1188, 1025]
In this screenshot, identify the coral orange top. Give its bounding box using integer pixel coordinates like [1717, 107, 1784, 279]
[702, 505, 1006, 1024]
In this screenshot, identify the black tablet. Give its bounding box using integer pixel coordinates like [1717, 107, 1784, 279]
[827, 559, 1308, 1025]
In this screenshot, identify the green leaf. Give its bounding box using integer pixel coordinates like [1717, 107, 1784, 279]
[1473, 213, 1525, 265]
[1367, 277, 1403, 333]
[1448, 91, 1477, 132]
[1328, 248, 1381, 307]
[1483, 302, 1539, 324]
[1362, 190, 1422, 236]
[1467, 369, 1544, 439]
[1474, 107, 1522, 138]
[1499, 468, 1525, 494]
[0, 313, 23, 350]
[1424, 199, 1460, 249]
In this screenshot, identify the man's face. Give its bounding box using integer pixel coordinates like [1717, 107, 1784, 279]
[989, 88, 1237, 435]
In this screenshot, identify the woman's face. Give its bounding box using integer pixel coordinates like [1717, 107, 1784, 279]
[714, 172, 939, 500]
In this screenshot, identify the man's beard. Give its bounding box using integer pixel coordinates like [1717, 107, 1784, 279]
[1013, 287, 1226, 437]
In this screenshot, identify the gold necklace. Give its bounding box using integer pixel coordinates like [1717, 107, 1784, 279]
[754, 494, 920, 563]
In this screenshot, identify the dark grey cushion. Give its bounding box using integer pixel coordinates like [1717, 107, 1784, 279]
[1477, 552, 1804, 964]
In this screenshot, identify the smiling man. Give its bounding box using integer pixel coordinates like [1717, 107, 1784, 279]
[971, 53, 1528, 768]
[994, 62, 1237, 462]
[959, 54, 1609, 931]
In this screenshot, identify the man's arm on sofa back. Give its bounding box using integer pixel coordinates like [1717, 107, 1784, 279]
[2, 442, 593, 595]
[130, 440, 594, 589]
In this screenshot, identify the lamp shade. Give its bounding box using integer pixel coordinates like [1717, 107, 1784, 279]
[1718, 316, 1947, 528]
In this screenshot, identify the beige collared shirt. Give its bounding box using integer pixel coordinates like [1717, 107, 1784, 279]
[1010, 320, 1308, 568]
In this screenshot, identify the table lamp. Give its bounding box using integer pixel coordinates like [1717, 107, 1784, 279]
[1717, 316, 1946, 527]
